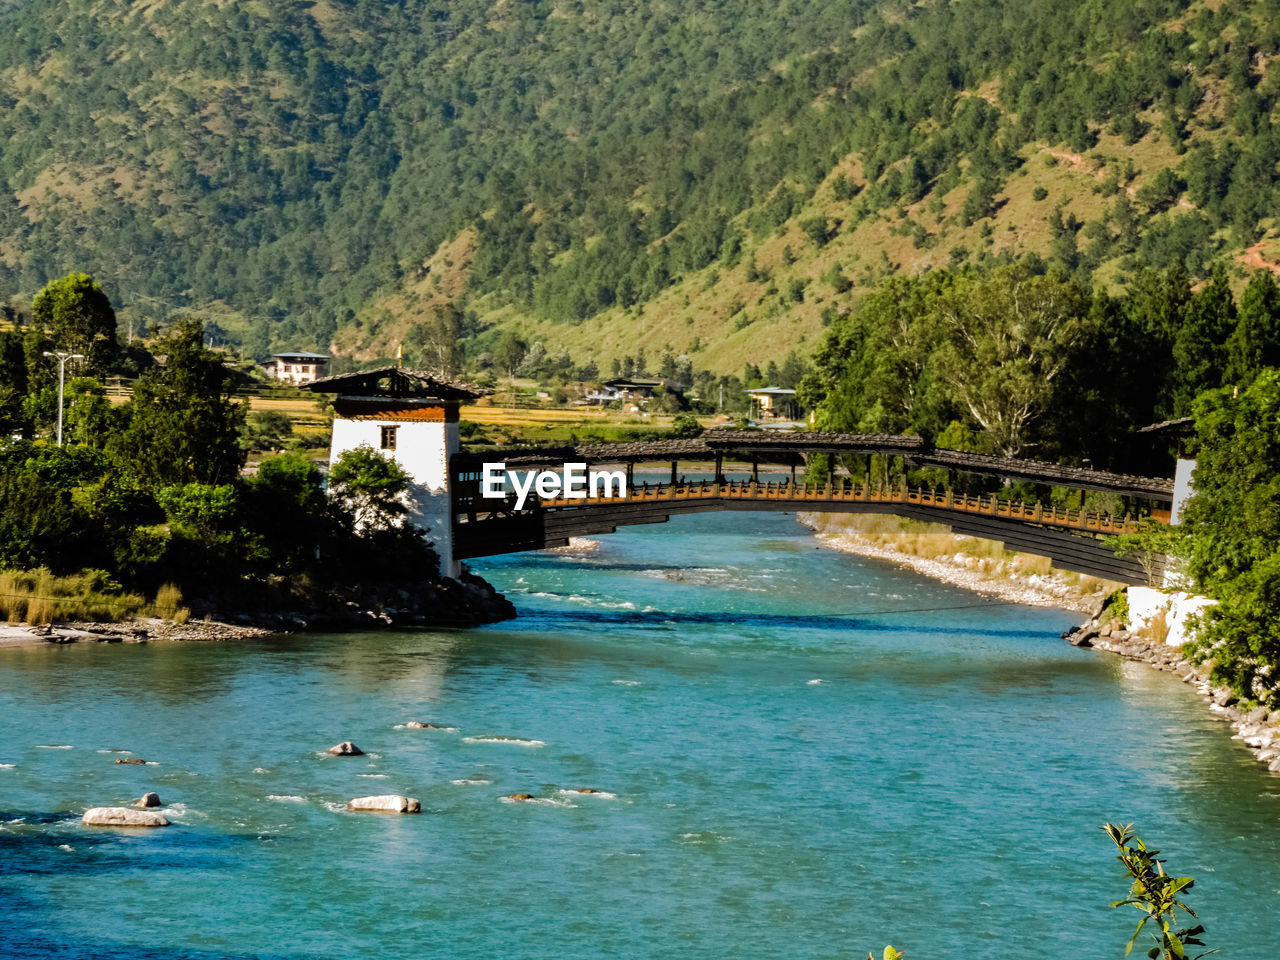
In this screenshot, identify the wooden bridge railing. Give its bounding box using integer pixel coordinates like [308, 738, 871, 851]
[519, 479, 1144, 536]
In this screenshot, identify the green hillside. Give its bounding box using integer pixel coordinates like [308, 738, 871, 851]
[0, 0, 1279, 369]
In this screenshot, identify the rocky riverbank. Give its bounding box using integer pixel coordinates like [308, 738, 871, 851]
[0, 570, 516, 647]
[799, 512, 1117, 615]
[0, 618, 273, 647]
[1063, 616, 1280, 774]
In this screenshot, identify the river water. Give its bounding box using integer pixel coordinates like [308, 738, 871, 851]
[1, 511, 1278, 959]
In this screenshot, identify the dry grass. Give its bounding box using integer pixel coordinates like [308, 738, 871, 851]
[0, 569, 148, 624]
[809, 513, 1013, 563]
[0, 569, 192, 625]
[1140, 608, 1172, 645]
[152, 582, 190, 624]
[807, 512, 1120, 597]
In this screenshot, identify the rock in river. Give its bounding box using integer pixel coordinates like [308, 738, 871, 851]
[114, 757, 148, 765]
[135, 792, 162, 808]
[347, 794, 420, 814]
[83, 806, 170, 828]
[328, 741, 365, 756]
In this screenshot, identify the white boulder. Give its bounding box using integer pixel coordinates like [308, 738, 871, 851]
[347, 794, 420, 814]
[82, 806, 170, 828]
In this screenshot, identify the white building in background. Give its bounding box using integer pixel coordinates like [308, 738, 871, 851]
[304, 366, 482, 577]
[747, 386, 797, 421]
[270, 351, 330, 385]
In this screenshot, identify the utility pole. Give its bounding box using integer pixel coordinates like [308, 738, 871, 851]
[43, 351, 84, 447]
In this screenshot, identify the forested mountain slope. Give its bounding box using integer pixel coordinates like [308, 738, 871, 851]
[0, 0, 1278, 371]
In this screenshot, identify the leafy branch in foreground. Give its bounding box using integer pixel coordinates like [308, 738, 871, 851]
[1104, 823, 1212, 960]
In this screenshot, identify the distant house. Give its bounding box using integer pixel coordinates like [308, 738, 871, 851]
[747, 387, 797, 420]
[600, 377, 684, 404]
[270, 352, 330, 385]
[602, 377, 663, 401]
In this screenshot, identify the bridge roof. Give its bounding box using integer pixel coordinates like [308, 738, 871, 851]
[454, 430, 1173, 499]
[909, 449, 1172, 499]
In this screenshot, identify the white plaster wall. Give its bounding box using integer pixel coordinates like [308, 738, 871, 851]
[330, 416, 459, 576]
[1171, 457, 1196, 525]
[1128, 586, 1217, 647]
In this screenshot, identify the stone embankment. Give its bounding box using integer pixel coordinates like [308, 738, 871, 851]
[1063, 618, 1280, 773]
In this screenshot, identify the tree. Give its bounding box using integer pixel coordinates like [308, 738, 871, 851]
[0, 441, 108, 572]
[242, 410, 294, 451]
[111, 317, 245, 486]
[63, 377, 121, 449]
[494, 330, 527, 379]
[405, 302, 462, 377]
[31, 273, 119, 374]
[1172, 265, 1235, 414]
[801, 272, 951, 437]
[244, 452, 330, 573]
[1227, 270, 1280, 384]
[1121, 264, 1189, 421]
[328, 445, 412, 530]
[0, 330, 27, 435]
[933, 265, 1092, 457]
[517, 340, 547, 378]
[1182, 369, 1280, 700]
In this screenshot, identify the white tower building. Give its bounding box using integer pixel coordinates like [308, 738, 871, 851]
[305, 366, 481, 578]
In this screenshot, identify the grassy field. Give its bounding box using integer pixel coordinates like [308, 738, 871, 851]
[458, 404, 723, 446]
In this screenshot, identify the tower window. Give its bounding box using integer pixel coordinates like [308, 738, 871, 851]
[380, 425, 398, 451]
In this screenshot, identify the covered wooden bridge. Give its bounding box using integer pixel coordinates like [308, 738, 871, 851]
[450, 431, 1175, 585]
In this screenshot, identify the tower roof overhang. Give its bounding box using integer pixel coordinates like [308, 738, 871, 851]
[302, 366, 486, 402]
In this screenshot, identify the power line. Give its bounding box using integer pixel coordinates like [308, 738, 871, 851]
[837, 598, 1024, 618]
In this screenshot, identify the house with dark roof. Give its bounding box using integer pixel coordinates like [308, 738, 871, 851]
[270, 351, 330, 385]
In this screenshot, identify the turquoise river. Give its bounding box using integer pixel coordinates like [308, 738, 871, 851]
[1, 511, 1278, 959]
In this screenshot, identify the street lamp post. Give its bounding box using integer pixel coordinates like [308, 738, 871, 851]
[42, 351, 85, 447]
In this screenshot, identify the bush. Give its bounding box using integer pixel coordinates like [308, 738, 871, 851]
[670, 413, 702, 438]
[1101, 588, 1129, 626]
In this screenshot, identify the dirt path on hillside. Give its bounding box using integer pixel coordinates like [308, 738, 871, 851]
[1237, 241, 1280, 275]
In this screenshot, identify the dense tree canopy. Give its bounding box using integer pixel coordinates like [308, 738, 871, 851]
[1183, 370, 1280, 700]
[0, 0, 1277, 361]
[801, 259, 1280, 472]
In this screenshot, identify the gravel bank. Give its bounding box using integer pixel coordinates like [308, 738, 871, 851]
[801, 517, 1113, 615]
[0, 618, 273, 647]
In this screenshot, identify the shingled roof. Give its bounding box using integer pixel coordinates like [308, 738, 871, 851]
[452, 430, 1173, 499]
[302, 366, 486, 402]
